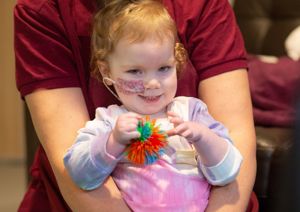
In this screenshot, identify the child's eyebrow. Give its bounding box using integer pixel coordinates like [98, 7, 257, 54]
[120, 64, 144, 70]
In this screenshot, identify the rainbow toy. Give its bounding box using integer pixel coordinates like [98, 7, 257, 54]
[125, 116, 168, 165]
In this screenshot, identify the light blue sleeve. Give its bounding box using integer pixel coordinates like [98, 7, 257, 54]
[198, 142, 243, 186]
[63, 107, 122, 190]
[187, 97, 243, 186]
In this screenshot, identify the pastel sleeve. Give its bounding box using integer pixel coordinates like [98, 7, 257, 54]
[63, 108, 122, 190]
[188, 97, 243, 185]
[198, 141, 243, 186]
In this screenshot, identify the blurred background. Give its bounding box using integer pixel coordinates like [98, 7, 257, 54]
[0, 0, 26, 211]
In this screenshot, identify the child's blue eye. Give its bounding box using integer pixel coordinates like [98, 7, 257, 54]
[158, 66, 171, 72]
[126, 69, 142, 75]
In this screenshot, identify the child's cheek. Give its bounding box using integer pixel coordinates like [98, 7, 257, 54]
[115, 78, 145, 94]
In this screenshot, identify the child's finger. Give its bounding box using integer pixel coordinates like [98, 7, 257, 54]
[122, 114, 141, 126]
[125, 123, 139, 132]
[168, 116, 183, 127]
[170, 116, 181, 122]
[173, 123, 188, 135]
[167, 111, 182, 122]
[181, 129, 193, 139]
[167, 111, 178, 117]
[126, 112, 142, 120]
[127, 131, 141, 140]
[166, 129, 176, 137]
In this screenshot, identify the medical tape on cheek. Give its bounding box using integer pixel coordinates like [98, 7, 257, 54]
[115, 78, 145, 94]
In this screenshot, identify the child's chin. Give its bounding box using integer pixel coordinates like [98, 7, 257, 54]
[142, 107, 166, 116]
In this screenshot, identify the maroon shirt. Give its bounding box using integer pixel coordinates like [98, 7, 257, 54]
[14, 0, 247, 211]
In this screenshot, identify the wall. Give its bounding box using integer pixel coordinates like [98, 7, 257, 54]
[0, 0, 25, 161]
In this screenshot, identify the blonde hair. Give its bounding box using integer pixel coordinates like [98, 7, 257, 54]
[90, 0, 187, 81]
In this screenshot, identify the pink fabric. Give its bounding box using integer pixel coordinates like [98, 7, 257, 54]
[113, 160, 210, 212]
[247, 54, 300, 127]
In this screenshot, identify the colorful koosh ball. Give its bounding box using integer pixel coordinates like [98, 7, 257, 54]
[125, 116, 168, 165]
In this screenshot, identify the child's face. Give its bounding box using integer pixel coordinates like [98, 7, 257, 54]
[107, 36, 177, 115]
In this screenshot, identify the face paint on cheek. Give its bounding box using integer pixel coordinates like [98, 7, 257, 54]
[115, 78, 145, 94]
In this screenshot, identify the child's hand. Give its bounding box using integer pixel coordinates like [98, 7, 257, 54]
[112, 112, 142, 146]
[167, 112, 230, 168]
[167, 111, 202, 143]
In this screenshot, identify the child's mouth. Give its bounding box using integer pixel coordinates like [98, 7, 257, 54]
[139, 95, 161, 102]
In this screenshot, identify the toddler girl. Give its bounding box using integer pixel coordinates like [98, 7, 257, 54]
[64, 0, 243, 211]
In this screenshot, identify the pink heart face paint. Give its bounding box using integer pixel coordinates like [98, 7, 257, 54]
[115, 78, 145, 94]
[103, 77, 145, 95]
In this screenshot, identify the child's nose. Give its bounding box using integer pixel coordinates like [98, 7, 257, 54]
[144, 78, 160, 89]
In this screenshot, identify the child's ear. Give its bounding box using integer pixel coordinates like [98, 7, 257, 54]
[97, 60, 108, 77]
[97, 60, 113, 85]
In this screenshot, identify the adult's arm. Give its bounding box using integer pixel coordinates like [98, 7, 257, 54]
[198, 69, 256, 211]
[25, 87, 130, 211]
